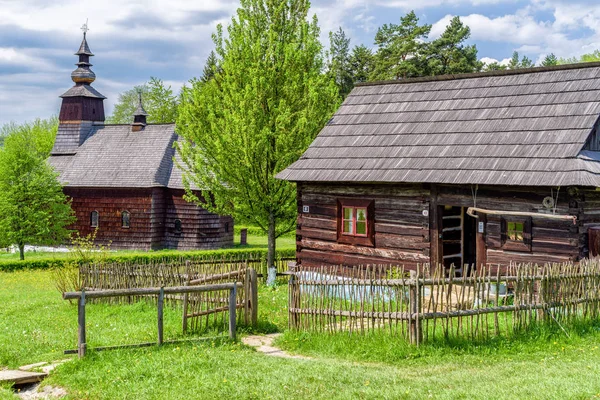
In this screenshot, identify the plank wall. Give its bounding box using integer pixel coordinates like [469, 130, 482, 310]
[163, 189, 234, 250]
[66, 188, 153, 250]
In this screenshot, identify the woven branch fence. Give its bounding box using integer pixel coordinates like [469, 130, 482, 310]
[78, 256, 292, 332]
[288, 261, 600, 345]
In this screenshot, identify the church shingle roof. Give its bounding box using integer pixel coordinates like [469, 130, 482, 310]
[49, 124, 190, 189]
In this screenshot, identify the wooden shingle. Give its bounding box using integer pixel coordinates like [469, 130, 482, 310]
[277, 63, 600, 187]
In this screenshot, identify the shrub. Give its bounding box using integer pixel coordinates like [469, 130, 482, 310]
[0, 248, 296, 272]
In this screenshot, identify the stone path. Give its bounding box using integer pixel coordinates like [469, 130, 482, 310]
[1, 360, 71, 399]
[242, 333, 311, 360]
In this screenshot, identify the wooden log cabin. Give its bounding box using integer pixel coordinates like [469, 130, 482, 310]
[48, 31, 233, 250]
[277, 63, 600, 271]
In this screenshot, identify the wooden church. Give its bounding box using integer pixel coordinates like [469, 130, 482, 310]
[278, 63, 600, 271]
[49, 31, 233, 250]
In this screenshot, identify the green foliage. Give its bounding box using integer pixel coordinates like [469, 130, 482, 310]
[0, 247, 296, 272]
[541, 53, 558, 67]
[177, 0, 339, 271]
[423, 16, 483, 75]
[508, 51, 534, 69]
[0, 118, 74, 260]
[370, 11, 431, 80]
[328, 27, 354, 98]
[201, 51, 221, 83]
[349, 44, 375, 84]
[107, 77, 178, 124]
[559, 50, 600, 65]
[483, 61, 507, 71]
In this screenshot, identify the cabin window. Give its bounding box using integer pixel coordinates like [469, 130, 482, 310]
[121, 211, 130, 228]
[90, 211, 99, 228]
[501, 217, 532, 252]
[337, 199, 375, 247]
[174, 219, 182, 233]
[342, 207, 368, 237]
[225, 222, 230, 233]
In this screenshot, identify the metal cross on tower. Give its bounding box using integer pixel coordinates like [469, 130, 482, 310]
[81, 19, 89, 35]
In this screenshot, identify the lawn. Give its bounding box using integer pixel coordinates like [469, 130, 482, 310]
[1, 270, 600, 399]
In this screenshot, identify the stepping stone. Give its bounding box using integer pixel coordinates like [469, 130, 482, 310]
[18, 363, 48, 372]
[0, 370, 48, 385]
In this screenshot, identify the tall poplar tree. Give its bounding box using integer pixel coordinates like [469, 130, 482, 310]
[177, 0, 340, 283]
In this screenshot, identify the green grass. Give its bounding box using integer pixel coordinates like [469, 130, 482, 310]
[3, 270, 600, 399]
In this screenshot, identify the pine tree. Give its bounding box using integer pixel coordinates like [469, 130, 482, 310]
[370, 11, 431, 80]
[177, 0, 340, 284]
[349, 45, 375, 84]
[201, 51, 221, 83]
[541, 53, 558, 67]
[328, 27, 353, 98]
[423, 16, 483, 76]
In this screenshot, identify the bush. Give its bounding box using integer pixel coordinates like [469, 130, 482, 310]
[0, 247, 296, 272]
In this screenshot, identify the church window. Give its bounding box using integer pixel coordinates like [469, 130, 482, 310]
[90, 211, 99, 228]
[122, 211, 130, 228]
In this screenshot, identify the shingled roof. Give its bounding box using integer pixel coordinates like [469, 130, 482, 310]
[277, 62, 600, 187]
[49, 124, 190, 189]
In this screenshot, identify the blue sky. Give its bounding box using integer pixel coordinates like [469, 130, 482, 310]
[1, 0, 600, 126]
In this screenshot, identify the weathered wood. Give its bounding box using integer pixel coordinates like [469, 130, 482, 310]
[229, 286, 237, 340]
[64, 283, 243, 300]
[78, 290, 86, 358]
[0, 370, 48, 385]
[157, 287, 164, 345]
[250, 268, 258, 326]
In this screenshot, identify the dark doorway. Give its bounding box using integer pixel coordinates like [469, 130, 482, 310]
[440, 206, 477, 276]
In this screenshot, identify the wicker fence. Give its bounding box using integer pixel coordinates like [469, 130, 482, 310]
[288, 261, 600, 344]
[79, 255, 293, 332]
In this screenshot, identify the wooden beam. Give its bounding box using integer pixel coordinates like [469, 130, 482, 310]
[63, 283, 243, 300]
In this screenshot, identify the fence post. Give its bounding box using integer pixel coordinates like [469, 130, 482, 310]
[78, 290, 87, 358]
[182, 261, 191, 334]
[243, 265, 250, 325]
[158, 286, 164, 345]
[229, 285, 237, 340]
[409, 270, 422, 345]
[250, 268, 258, 327]
[289, 273, 298, 329]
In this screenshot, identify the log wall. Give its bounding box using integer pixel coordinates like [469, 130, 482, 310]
[296, 183, 586, 270]
[434, 184, 579, 266]
[297, 183, 431, 269]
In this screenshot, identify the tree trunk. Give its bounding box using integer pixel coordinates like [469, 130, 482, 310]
[267, 211, 277, 286]
[18, 242, 25, 261]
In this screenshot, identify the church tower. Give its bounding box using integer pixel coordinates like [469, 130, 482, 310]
[53, 23, 106, 155]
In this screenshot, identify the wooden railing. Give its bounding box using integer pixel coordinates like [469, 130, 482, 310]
[63, 283, 242, 358]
